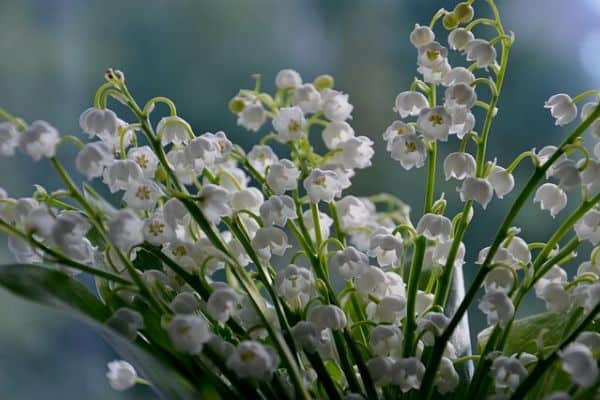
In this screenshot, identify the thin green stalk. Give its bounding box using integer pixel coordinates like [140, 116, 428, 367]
[403, 236, 427, 357]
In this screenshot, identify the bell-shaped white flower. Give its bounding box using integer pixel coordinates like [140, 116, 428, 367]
[7, 236, 41, 263]
[127, 146, 159, 179]
[273, 106, 306, 142]
[275, 264, 315, 310]
[576, 331, 600, 353]
[230, 188, 264, 213]
[491, 356, 528, 393]
[322, 89, 353, 121]
[436, 357, 460, 394]
[417, 42, 448, 69]
[275, 69, 302, 89]
[198, 184, 232, 223]
[336, 196, 375, 230]
[581, 160, 600, 194]
[534, 183, 567, 217]
[465, 39, 497, 68]
[383, 121, 416, 145]
[489, 165, 515, 199]
[535, 265, 567, 297]
[417, 312, 449, 345]
[575, 209, 600, 245]
[334, 136, 374, 169]
[292, 321, 321, 353]
[163, 198, 190, 232]
[123, 179, 161, 210]
[369, 325, 403, 356]
[458, 176, 494, 208]
[103, 160, 144, 193]
[539, 281, 571, 313]
[108, 209, 144, 251]
[368, 295, 406, 324]
[409, 24, 435, 48]
[550, 160, 581, 192]
[330, 246, 369, 279]
[293, 83, 322, 113]
[206, 287, 241, 323]
[389, 133, 427, 170]
[18, 120, 60, 161]
[444, 152, 475, 180]
[391, 357, 426, 392]
[367, 356, 395, 386]
[448, 28, 474, 51]
[167, 292, 199, 315]
[368, 232, 404, 267]
[394, 91, 429, 118]
[441, 66, 475, 87]
[156, 116, 192, 146]
[166, 149, 194, 185]
[445, 83, 477, 109]
[416, 213, 451, 241]
[559, 343, 598, 388]
[0, 122, 18, 156]
[106, 360, 137, 391]
[252, 226, 290, 259]
[416, 106, 453, 141]
[322, 121, 355, 149]
[259, 195, 295, 226]
[167, 314, 211, 354]
[484, 267, 515, 293]
[227, 340, 280, 380]
[143, 213, 173, 247]
[51, 212, 94, 263]
[266, 159, 300, 194]
[303, 168, 344, 203]
[25, 206, 55, 240]
[79, 107, 119, 139]
[106, 308, 144, 341]
[545, 94, 577, 126]
[355, 266, 388, 299]
[247, 145, 278, 175]
[76, 142, 114, 180]
[479, 289, 514, 327]
[237, 102, 267, 132]
[308, 305, 347, 331]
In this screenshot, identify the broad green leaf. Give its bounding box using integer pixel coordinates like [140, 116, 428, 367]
[0, 264, 211, 400]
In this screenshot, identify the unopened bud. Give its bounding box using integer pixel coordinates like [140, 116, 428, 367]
[442, 13, 459, 30]
[313, 74, 334, 91]
[228, 97, 246, 113]
[454, 3, 474, 23]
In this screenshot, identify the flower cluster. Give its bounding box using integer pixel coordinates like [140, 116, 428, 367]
[0, 1, 599, 399]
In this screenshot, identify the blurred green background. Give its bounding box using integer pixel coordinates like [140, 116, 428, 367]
[1, 0, 599, 398]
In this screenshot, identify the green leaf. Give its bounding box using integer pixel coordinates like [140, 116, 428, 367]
[0, 263, 209, 400]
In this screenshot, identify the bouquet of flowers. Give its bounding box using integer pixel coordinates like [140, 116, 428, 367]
[0, 0, 599, 398]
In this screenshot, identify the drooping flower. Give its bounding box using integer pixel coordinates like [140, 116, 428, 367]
[416, 106, 453, 141]
[409, 24, 435, 48]
[458, 176, 494, 208]
[322, 89, 353, 121]
[559, 343, 599, 388]
[18, 120, 60, 161]
[394, 91, 429, 119]
[272, 106, 306, 142]
[166, 315, 211, 354]
[227, 341, 280, 381]
[0, 122, 19, 156]
[479, 289, 514, 327]
[275, 69, 302, 89]
[156, 115, 193, 146]
[79, 107, 119, 139]
[545, 94, 577, 126]
[266, 159, 300, 194]
[443, 152, 476, 180]
[322, 121, 355, 149]
[106, 361, 137, 391]
[303, 168, 344, 203]
[534, 183, 567, 217]
[389, 134, 427, 170]
[292, 83, 322, 113]
[465, 39, 497, 68]
[198, 184, 232, 223]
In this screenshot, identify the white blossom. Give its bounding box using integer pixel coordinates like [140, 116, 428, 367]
[247, 145, 278, 175]
[336, 196, 374, 230]
[394, 91, 429, 118]
[272, 106, 306, 142]
[489, 165, 515, 199]
[491, 356, 528, 393]
[76, 142, 114, 180]
[79, 107, 118, 139]
[368, 295, 406, 324]
[303, 168, 344, 203]
[19, 120, 60, 161]
[207, 287, 241, 323]
[465, 39, 497, 68]
[559, 343, 598, 387]
[322, 89, 353, 121]
[391, 357, 425, 392]
[156, 116, 192, 146]
[436, 357, 459, 394]
[123, 179, 161, 210]
[230, 188, 264, 213]
[368, 232, 403, 267]
[575, 209, 600, 245]
[107, 209, 144, 251]
[410, 24, 435, 48]
[275, 264, 315, 310]
[534, 183, 567, 217]
[237, 102, 267, 132]
[199, 184, 232, 223]
[383, 121, 415, 145]
[292, 321, 321, 353]
[416, 213, 451, 241]
[417, 312, 449, 345]
[103, 160, 144, 193]
[334, 136, 374, 169]
[367, 356, 395, 386]
[389, 134, 427, 170]
[308, 305, 347, 331]
[107, 308, 144, 341]
[127, 146, 159, 179]
[51, 212, 95, 263]
[448, 28, 474, 51]
[106, 360, 137, 391]
[275, 69, 302, 89]
[266, 159, 300, 194]
[458, 176, 494, 208]
[442, 66, 475, 87]
[293, 83, 322, 113]
[444, 152, 476, 180]
[545, 94, 577, 126]
[417, 42, 448, 69]
[143, 212, 174, 245]
[170, 292, 200, 315]
[227, 341, 279, 380]
[252, 226, 290, 259]
[330, 246, 369, 279]
[167, 314, 211, 354]
[479, 289, 514, 327]
[445, 83, 477, 109]
[259, 195, 296, 226]
[302, 209, 333, 242]
[369, 325, 403, 357]
[416, 107, 452, 141]
[0, 122, 19, 156]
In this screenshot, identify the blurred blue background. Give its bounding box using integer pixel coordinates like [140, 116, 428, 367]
[1, 0, 599, 398]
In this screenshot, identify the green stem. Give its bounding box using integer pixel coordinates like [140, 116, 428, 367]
[403, 236, 426, 357]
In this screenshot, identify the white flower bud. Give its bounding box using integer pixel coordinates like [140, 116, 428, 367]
[416, 213, 451, 241]
[18, 120, 60, 161]
[444, 152, 476, 180]
[303, 168, 344, 203]
[368, 232, 403, 267]
[79, 107, 118, 139]
[108, 209, 144, 251]
[103, 160, 144, 193]
[330, 246, 369, 279]
[266, 159, 300, 194]
[106, 360, 137, 391]
[394, 91, 429, 118]
[308, 305, 347, 331]
[322, 89, 353, 121]
[207, 287, 241, 322]
[273, 106, 306, 142]
[167, 314, 211, 354]
[391, 357, 426, 392]
[410, 24, 435, 48]
[448, 28, 474, 51]
[293, 83, 322, 113]
[252, 226, 290, 259]
[369, 325, 403, 356]
[247, 145, 278, 175]
[199, 184, 232, 223]
[545, 94, 577, 126]
[489, 165, 515, 199]
[227, 341, 280, 380]
[416, 106, 453, 141]
[389, 133, 427, 170]
[491, 356, 528, 392]
[534, 183, 567, 217]
[322, 121, 355, 149]
[559, 343, 598, 387]
[465, 39, 497, 68]
[275, 264, 314, 310]
[107, 308, 144, 341]
[275, 69, 302, 89]
[441, 66, 475, 87]
[459, 177, 494, 208]
[237, 102, 267, 132]
[156, 116, 192, 146]
[479, 290, 514, 327]
[0, 122, 19, 156]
